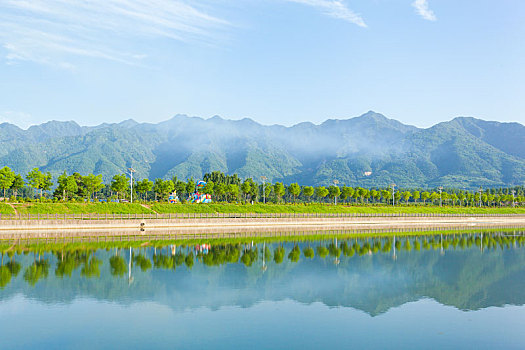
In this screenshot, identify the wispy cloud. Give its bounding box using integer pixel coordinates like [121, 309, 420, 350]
[0, 0, 229, 67]
[412, 0, 436, 21]
[286, 0, 367, 27]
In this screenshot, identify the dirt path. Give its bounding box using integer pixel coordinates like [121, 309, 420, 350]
[7, 203, 17, 215]
[140, 203, 157, 213]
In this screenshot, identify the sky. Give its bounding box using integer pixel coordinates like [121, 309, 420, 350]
[0, 0, 523, 129]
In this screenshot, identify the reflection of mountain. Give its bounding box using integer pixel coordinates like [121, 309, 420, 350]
[1, 234, 525, 316]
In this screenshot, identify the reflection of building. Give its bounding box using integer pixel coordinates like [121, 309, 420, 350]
[195, 244, 211, 254]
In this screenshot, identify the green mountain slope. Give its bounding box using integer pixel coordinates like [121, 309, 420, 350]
[0, 111, 524, 188]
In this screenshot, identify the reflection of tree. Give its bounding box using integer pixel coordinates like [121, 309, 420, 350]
[55, 252, 82, 278]
[328, 243, 341, 258]
[264, 246, 272, 261]
[316, 246, 328, 259]
[303, 247, 315, 259]
[23, 260, 50, 286]
[7, 261, 21, 277]
[0, 266, 11, 288]
[153, 254, 174, 270]
[81, 254, 102, 278]
[202, 245, 241, 266]
[288, 246, 300, 263]
[185, 252, 194, 269]
[109, 256, 127, 277]
[273, 247, 285, 264]
[240, 247, 258, 267]
[175, 252, 185, 267]
[134, 254, 152, 272]
[340, 242, 354, 257]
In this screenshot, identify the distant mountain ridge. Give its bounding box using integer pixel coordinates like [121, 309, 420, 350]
[1, 111, 524, 188]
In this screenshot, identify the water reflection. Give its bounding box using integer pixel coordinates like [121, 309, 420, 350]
[1, 230, 525, 314]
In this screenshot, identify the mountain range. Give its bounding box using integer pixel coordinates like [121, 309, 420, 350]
[1, 111, 525, 188]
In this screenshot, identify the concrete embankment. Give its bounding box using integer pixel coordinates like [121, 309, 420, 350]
[1, 215, 525, 238]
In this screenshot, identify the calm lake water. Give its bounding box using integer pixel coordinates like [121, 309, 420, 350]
[1, 230, 525, 349]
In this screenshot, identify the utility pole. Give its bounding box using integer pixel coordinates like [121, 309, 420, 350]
[128, 168, 136, 203]
[333, 179, 339, 205]
[261, 176, 267, 204]
[478, 187, 483, 208]
[438, 186, 443, 207]
[512, 190, 516, 207]
[390, 184, 396, 207]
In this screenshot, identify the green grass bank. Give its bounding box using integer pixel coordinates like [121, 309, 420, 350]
[2, 202, 525, 216]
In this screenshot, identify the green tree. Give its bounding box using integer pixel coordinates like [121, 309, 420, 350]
[273, 182, 285, 203]
[430, 192, 440, 204]
[56, 171, 78, 201]
[153, 179, 175, 201]
[352, 188, 362, 203]
[0, 166, 15, 201]
[328, 185, 341, 205]
[402, 191, 411, 203]
[288, 183, 301, 203]
[241, 180, 251, 203]
[83, 174, 104, 201]
[111, 174, 128, 200]
[412, 190, 420, 203]
[421, 191, 430, 203]
[394, 190, 401, 204]
[186, 179, 196, 194]
[370, 189, 380, 203]
[315, 186, 329, 203]
[226, 184, 239, 202]
[302, 186, 314, 202]
[451, 193, 459, 206]
[175, 181, 187, 198]
[26, 168, 51, 199]
[10, 174, 24, 199]
[458, 192, 466, 206]
[135, 179, 153, 201]
[203, 181, 215, 196]
[214, 183, 226, 201]
[381, 190, 391, 204]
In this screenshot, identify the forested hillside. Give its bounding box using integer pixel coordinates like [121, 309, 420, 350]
[1, 111, 524, 188]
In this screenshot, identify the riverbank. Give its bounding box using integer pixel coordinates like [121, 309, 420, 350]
[2, 202, 525, 215]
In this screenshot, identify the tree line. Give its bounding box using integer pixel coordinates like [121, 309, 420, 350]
[0, 167, 524, 207]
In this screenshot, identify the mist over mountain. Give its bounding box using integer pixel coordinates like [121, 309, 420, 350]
[1, 111, 524, 188]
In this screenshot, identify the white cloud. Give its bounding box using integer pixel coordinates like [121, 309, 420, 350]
[412, 0, 436, 21]
[0, 0, 368, 68]
[0, 0, 229, 67]
[286, 0, 367, 27]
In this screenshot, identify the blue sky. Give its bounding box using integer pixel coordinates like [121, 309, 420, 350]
[0, 0, 523, 128]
